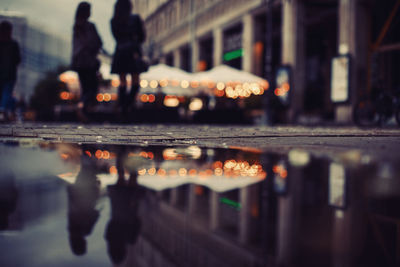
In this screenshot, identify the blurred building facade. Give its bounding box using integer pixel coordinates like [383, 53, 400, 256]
[0, 12, 70, 102]
[136, 0, 400, 123]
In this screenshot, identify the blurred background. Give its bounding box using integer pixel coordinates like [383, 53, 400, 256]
[1, 0, 400, 125]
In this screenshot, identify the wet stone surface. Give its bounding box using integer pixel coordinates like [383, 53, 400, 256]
[0, 140, 399, 267]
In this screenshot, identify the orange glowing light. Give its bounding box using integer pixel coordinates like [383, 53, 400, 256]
[138, 168, 146, 175]
[191, 81, 200, 88]
[147, 152, 154, 159]
[96, 93, 104, 102]
[60, 91, 70, 100]
[109, 166, 117, 174]
[159, 79, 168, 87]
[195, 186, 204, 195]
[148, 167, 156, 175]
[188, 169, 197, 176]
[178, 168, 187, 176]
[111, 93, 118, 101]
[169, 169, 178, 176]
[140, 94, 149, 102]
[139, 151, 148, 158]
[103, 150, 110, 159]
[282, 82, 290, 92]
[60, 153, 69, 160]
[111, 79, 120, 87]
[148, 94, 155, 103]
[212, 161, 223, 169]
[95, 150, 103, 159]
[103, 93, 112, 102]
[280, 170, 288, 178]
[157, 168, 167, 176]
[85, 150, 92, 157]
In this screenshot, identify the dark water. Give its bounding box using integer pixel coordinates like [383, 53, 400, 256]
[0, 140, 399, 267]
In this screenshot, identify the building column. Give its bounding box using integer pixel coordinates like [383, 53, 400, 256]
[191, 39, 199, 72]
[242, 14, 254, 73]
[335, 0, 367, 123]
[213, 27, 223, 67]
[173, 49, 181, 69]
[281, 0, 306, 122]
[239, 187, 251, 244]
[209, 191, 220, 230]
[188, 184, 197, 215]
[276, 168, 303, 267]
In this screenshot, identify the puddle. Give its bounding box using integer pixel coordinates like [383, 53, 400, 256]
[0, 141, 399, 267]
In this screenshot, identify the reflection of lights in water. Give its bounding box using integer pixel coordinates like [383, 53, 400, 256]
[103, 93, 111, 102]
[189, 98, 203, 111]
[159, 79, 168, 87]
[164, 96, 179, 107]
[140, 80, 148, 88]
[109, 166, 117, 174]
[148, 167, 156, 175]
[181, 80, 189, 88]
[150, 80, 158, 88]
[163, 148, 177, 160]
[288, 149, 310, 166]
[179, 168, 187, 176]
[187, 146, 201, 159]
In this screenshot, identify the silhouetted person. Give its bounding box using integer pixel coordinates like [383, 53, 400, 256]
[111, 0, 146, 118]
[105, 148, 143, 264]
[67, 149, 100, 255]
[71, 2, 102, 121]
[0, 171, 18, 230]
[0, 21, 21, 122]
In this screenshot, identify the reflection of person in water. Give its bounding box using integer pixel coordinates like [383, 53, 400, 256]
[105, 148, 143, 265]
[67, 149, 100, 255]
[0, 171, 18, 230]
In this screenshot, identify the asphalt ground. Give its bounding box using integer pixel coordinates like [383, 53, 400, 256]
[1, 122, 400, 162]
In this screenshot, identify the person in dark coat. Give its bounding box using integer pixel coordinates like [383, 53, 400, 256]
[0, 21, 21, 121]
[67, 148, 100, 255]
[104, 147, 143, 264]
[110, 0, 146, 116]
[71, 2, 102, 119]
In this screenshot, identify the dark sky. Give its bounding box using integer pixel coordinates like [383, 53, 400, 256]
[1, 0, 115, 52]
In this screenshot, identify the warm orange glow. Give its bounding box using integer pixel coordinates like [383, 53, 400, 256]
[157, 168, 167, 176]
[282, 82, 290, 92]
[195, 185, 204, 195]
[85, 150, 92, 157]
[147, 151, 154, 159]
[140, 94, 149, 102]
[103, 150, 110, 159]
[139, 151, 148, 158]
[103, 93, 111, 102]
[212, 161, 223, 169]
[138, 168, 146, 175]
[214, 168, 223, 176]
[60, 153, 69, 160]
[111, 79, 120, 87]
[148, 167, 156, 175]
[95, 150, 103, 159]
[188, 169, 197, 176]
[111, 93, 118, 101]
[148, 94, 155, 103]
[60, 91, 70, 100]
[169, 169, 178, 176]
[207, 81, 215, 89]
[280, 169, 288, 178]
[261, 80, 269, 90]
[159, 79, 168, 87]
[191, 81, 200, 88]
[197, 60, 207, 72]
[254, 41, 264, 55]
[178, 168, 187, 176]
[214, 88, 225, 97]
[109, 166, 117, 174]
[171, 79, 179, 86]
[96, 93, 104, 102]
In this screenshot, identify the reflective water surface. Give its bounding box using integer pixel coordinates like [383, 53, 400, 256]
[0, 141, 399, 267]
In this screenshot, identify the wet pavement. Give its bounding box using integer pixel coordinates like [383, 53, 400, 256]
[0, 136, 399, 267]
